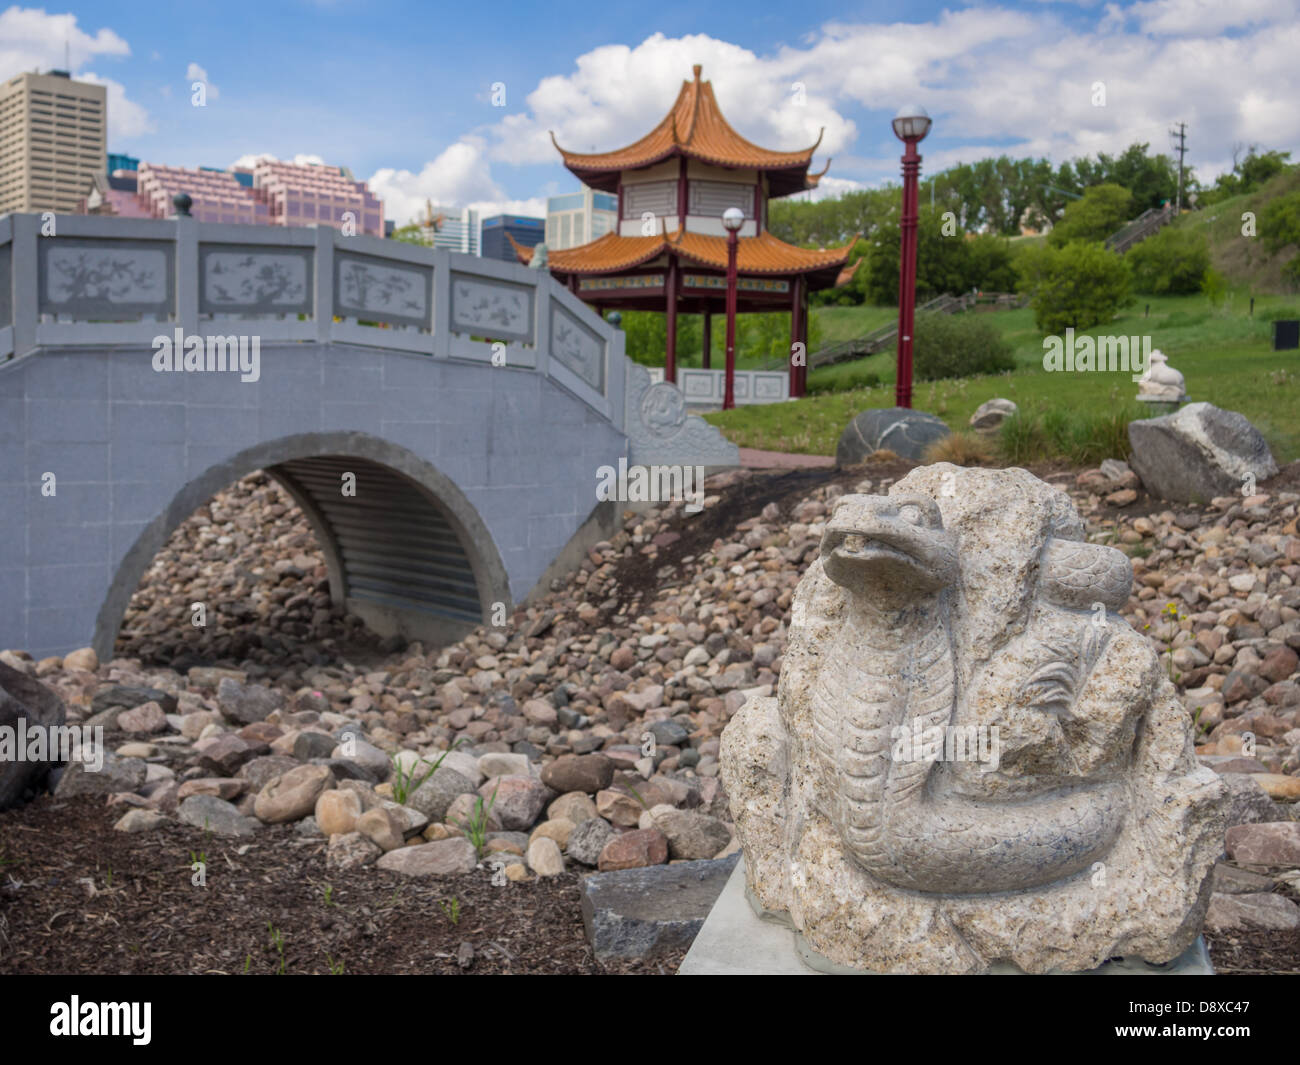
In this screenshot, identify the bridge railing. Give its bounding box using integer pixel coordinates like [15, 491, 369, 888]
[0, 212, 626, 430]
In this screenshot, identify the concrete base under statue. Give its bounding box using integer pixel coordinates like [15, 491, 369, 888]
[1136, 393, 1190, 417]
[678, 859, 1215, 975]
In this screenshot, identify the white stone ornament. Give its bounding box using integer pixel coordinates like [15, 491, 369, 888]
[1136, 348, 1186, 402]
[721, 464, 1225, 973]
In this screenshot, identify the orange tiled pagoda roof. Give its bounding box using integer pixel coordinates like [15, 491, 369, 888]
[507, 228, 857, 281]
[551, 65, 827, 198]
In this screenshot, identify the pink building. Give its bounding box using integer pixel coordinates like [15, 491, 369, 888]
[136, 163, 268, 224]
[79, 158, 384, 236]
[254, 159, 383, 236]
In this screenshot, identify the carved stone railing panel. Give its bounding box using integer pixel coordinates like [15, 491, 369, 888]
[653, 367, 790, 407]
[199, 245, 314, 316]
[40, 239, 174, 320]
[449, 273, 534, 344]
[549, 301, 606, 394]
[335, 252, 431, 330]
[623, 362, 739, 467]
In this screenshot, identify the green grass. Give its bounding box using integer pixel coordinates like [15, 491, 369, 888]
[703, 291, 1300, 461]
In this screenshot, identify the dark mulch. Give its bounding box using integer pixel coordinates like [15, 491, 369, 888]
[1205, 929, 1300, 975]
[0, 796, 680, 975]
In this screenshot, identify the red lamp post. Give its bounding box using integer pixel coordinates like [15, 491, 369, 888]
[892, 105, 932, 410]
[722, 206, 744, 410]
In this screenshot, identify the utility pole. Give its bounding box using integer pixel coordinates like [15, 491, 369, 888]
[1170, 122, 1187, 213]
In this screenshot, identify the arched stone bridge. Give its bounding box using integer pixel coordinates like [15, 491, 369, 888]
[0, 213, 737, 660]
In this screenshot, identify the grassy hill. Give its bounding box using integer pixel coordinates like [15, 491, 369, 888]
[704, 290, 1300, 463]
[1179, 166, 1300, 294]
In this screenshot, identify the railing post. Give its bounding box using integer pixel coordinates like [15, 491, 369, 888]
[533, 270, 551, 379]
[315, 225, 334, 343]
[175, 214, 198, 335]
[431, 248, 451, 359]
[12, 214, 38, 357]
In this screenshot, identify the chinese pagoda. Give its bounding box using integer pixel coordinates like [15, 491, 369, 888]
[509, 65, 857, 395]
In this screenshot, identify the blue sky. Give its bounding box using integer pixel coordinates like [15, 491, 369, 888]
[4, 1, 1296, 226]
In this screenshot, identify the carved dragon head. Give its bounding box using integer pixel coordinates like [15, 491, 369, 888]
[820, 494, 958, 603]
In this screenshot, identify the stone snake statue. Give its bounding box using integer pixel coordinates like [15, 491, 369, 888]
[811, 493, 1128, 894]
[721, 463, 1226, 973]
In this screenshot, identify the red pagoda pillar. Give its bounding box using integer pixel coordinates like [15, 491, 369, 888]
[665, 256, 679, 383]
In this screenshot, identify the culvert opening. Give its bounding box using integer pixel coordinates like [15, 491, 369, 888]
[114, 472, 386, 670]
[115, 457, 490, 672]
[270, 455, 482, 627]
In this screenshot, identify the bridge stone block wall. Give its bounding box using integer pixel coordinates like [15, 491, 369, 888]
[0, 213, 738, 660]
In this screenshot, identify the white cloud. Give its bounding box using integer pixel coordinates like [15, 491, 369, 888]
[186, 61, 219, 100]
[368, 139, 508, 227]
[1127, 0, 1294, 36]
[77, 72, 155, 138]
[365, 12, 1300, 214]
[487, 33, 853, 166]
[0, 5, 130, 71]
[229, 152, 328, 170]
[0, 7, 153, 141]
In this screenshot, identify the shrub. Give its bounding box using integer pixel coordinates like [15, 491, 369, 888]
[1017, 241, 1134, 335]
[921, 431, 996, 466]
[807, 366, 881, 395]
[1047, 184, 1135, 247]
[910, 311, 1015, 381]
[997, 402, 1144, 465]
[1127, 227, 1210, 294]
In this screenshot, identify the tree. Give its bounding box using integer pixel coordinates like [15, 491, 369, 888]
[1047, 184, 1135, 247]
[863, 205, 1017, 305]
[1126, 227, 1210, 294]
[389, 222, 427, 246]
[1017, 241, 1134, 335]
[1197, 147, 1293, 206]
[1259, 189, 1300, 286]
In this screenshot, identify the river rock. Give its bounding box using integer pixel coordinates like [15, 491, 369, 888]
[56, 751, 147, 798]
[117, 700, 169, 734]
[479, 775, 548, 830]
[407, 766, 477, 822]
[376, 837, 478, 876]
[356, 806, 405, 852]
[567, 817, 616, 865]
[598, 827, 669, 871]
[651, 809, 732, 860]
[253, 764, 334, 823]
[1204, 892, 1300, 932]
[217, 677, 283, 724]
[327, 831, 382, 871]
[178, 794, 259, 837]
[541, 753, 614, 794]
[315, 788, 363, 836]
[526, 836, 565, 876]
[1225, 822, 1300, 866]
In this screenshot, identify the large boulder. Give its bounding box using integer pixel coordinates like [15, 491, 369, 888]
[580, 854, 740, 960]
[0, 660, 67, 809]
[835, 407, 949, 465]
[1127, 402, 1277, 503]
